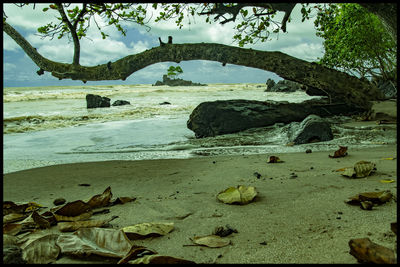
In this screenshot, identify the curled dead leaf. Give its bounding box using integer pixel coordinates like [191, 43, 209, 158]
[217, 185, 257, 205]
[56, 228, 133, 258]
[346, 190, 392, 206]
[31, 211, 51, 229]
[329, 146, 348, 158]
[21, 234, 60, 264]
[341, 161, 376, 178]
[267, 156, 283, 163]
[349, 238, 396, 264]
[122, 222, 174, 239]
[54, 200, 91, 217]
[54, 210, 93, 222]
[86, 186, 113, 209]
[191, 235, 231, 248]
[127, 254, 196, 264]
[57, 216, 116, 232]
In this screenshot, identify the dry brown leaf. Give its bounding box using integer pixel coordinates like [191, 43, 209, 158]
[267, 156, 283, 163]
[3, 201, 42, 216]
[122, 222, 174, 239]
[127, 254, 196, 264]
[191, 235, 231, 248]
[21, 234, 60, 264]
[3, 234, 19, 246]
[329, 146, 348, 158]
[117, 245, 157, 264]
[346, 191, 392, 206]
[57, 216, 116, 232]
[54, 210, 93, 222]
[56, 227, 133, 258]
[54, 200, 91, 217]
[3, 213, 28, 224]
[340, 161, 376, 178]
[349, 238, 396, 264]
[217, 185, 257, 205]
[111, 196, 136, 206]
[31, 211, 51, 229]
[86, 186, 113, 209]
[3, 223, 23, 236]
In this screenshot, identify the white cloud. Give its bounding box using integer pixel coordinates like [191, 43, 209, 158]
[3, 34, 21, 51]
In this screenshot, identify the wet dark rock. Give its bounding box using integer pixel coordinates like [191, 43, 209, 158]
[159, 101, 171, 105]
[86, 94, 110, 108]
[153, 75, 207, 86]
[265, 79, 302, 93]
[287, 114, 333, 145]
[112, 100, 130, 106]
[187, 99, 366, 138]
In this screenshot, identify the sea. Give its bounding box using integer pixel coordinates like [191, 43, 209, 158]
[3, 83, 396, 173]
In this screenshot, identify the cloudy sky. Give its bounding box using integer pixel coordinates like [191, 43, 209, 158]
[3, 3, 325, 87]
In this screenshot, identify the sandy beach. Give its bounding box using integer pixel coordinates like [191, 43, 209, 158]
[3, 143, 397, 263]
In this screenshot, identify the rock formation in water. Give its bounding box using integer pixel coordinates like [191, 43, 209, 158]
[86, 94, 110, 108]
[187, 99, 365, 138]
[112, 100, 131, 106]
[287, 114, 333, 145]
[153, 75, 207, 86]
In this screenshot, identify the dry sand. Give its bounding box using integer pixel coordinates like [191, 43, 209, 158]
[3, 144, 397, 263]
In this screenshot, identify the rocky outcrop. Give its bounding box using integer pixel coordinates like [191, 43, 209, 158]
[86, 94, 110, 108]
[187, 99, 366, 138]
[265, 78, 276, 90]
[287, 114, 333, 145]
[265, 79, 303, 93]
[153, 75, 207, 86]
[112, 100, 130, 106]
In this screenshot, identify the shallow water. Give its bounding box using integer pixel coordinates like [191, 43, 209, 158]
[3, 83, 396, 173]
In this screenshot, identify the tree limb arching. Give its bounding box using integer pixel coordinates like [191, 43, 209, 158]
[4, 20, 382, 110]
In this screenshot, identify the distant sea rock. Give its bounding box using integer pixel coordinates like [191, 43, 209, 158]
[86, 94, 110, 108]
[187, 99, 366, 138]
[112, 100, 131, 106]
[153, 75, 207, 86]
[264, 79, 303, 93]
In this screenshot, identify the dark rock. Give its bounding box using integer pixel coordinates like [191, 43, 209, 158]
[3, 245, 26, 264]
[53, 198, 66, 206]
[153, 75, 207, 86]
[265, 78, 276, 91]
[159, 101, 171, 105]
[112, 100, 130, 106]
[287, 114, 333, 145]
[187, 99, 366, 138]
[86, 94, 110, 108]
[265, 79, 303, 93]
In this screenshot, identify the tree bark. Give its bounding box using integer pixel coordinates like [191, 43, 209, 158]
[4, 21, 382, 110]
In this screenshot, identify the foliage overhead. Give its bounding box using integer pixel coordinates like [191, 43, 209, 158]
[314, 3, 397, 81]
[166, 66, 183, 79]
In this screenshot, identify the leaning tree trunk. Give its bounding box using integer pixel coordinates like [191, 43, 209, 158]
[4, 21, 383, 111]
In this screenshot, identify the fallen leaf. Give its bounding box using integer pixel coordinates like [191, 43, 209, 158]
[329, 146, 348, 158]
[349, 238, 396, 264]
[57, 216, 117, 232]
[267, 156, 283, 163]
[217, 185, 257, 205]
[122, 222, 174, 239]
[117, 245, 157, 264]
[379, 179, 395, 183]
[3, 234, 19, 246]
[21, 234, 60, 264]
[31, 211, 51, 229]
[3, 213, 28, 224]
[191, 235, 231, 248]
[54, 210, 93, 222]
[54, 200, 92, 217]
[127, 254, 196, 264]
[341, 161, 376, 178]
[86, 186, 113, 209]
[3, 223, 23, 236]
[111, 196, 136, 206]
[3, 201, 42, 216]
[346, 191, 392, 206]
[57, 227, 133, 258]
[381, 157, 395, 160]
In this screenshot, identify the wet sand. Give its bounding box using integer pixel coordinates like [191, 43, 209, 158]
[3, 144, 397, 263]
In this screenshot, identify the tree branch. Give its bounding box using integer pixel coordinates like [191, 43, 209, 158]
[55, 3, 81, 65]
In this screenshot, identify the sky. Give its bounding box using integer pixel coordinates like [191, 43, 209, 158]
[3, 3, 325, 87]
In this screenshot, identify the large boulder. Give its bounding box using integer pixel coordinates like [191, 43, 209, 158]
[187, 99, 366, 138]
[287, 114, 333, 145]
[265, 78, 276, 90]
[86, 94, 110, 108]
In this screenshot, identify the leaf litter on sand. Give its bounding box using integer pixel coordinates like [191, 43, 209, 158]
[122, 222, 175, 239]
[190, 235, 231, 248]
[340, 161, 376, 178]
[217, 185, 257, 204]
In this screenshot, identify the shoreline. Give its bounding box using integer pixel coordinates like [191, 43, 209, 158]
[4, 145, 397, 263]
